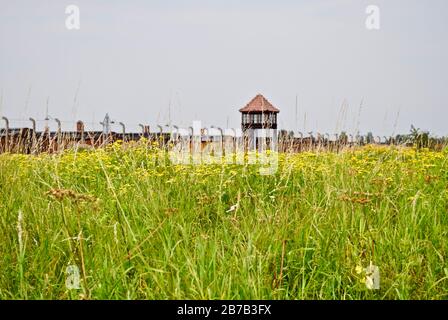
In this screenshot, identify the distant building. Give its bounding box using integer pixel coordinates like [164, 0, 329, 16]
[239, 94, 279, 151]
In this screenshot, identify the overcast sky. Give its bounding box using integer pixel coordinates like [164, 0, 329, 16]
[0, 0, 447, 135]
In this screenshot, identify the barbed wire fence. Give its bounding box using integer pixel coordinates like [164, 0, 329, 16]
[0, 116, 446, 154]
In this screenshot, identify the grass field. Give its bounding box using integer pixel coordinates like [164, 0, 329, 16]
[0, 142, 447, 299]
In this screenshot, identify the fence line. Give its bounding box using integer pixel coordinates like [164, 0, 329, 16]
[0, 117, 446, 154]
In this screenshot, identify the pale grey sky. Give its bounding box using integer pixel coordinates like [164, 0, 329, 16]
[0, 0, 447, 135]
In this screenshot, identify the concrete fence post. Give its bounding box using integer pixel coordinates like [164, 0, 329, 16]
[119, 122, 126, 142]
[2, 116, 9, 152]
[29, 117, 36, 151]
[54, 118, 62, 151]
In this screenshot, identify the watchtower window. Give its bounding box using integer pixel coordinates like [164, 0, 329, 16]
[249, 114, 254, 124]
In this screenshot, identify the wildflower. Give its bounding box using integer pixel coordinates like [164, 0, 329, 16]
[355, 265, 363, 274]
[45, 188, 97, 203]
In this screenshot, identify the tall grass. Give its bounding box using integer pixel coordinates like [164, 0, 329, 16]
[0, 143, 447, 299]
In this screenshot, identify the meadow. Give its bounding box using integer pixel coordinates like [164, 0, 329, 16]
[0, 141, 447, 299]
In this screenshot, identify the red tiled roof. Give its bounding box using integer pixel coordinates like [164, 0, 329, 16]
[239, 94, 280, 113]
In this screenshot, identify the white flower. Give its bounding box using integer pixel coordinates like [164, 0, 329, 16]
[226, 204, 238, 213]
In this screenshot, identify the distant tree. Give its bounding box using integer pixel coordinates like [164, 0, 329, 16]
[338, 131, 348, 144]
[359, 135, 365, 145]
[410, 125, 429, 149]
[410, 125, 419, 141]
[395, 134, 408, 145]
[366, 132, 374, 144]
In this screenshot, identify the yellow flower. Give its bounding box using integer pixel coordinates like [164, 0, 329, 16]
[355, 265, 363, 274]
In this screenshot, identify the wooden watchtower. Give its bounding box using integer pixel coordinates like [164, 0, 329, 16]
[239, 94, 279, 151]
